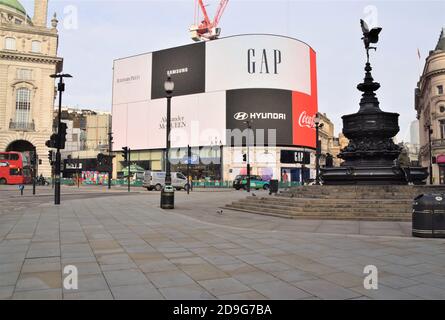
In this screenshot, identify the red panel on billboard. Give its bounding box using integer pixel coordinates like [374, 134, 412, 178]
[292, 49, 318, 148]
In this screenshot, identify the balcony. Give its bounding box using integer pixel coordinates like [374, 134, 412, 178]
[432, 139, 445, 148]
[9, 120, 35, 131]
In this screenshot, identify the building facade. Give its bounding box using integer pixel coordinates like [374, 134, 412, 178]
[415, 28, 445, 185]
[0, 0, 62, 177]
[54, 107, 112, 178]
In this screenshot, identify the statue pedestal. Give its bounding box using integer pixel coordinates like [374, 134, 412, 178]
[321, 62, 428, 185]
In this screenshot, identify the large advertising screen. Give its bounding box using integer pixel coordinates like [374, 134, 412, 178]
[226, 89, 292, 146]
[151, 43, 206, 99]
[206, 35, 312, 95]
[112, 53, 152, 105]
[112, 34, 318, 151]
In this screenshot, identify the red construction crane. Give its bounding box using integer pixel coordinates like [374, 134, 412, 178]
[190, 0, 229, 41]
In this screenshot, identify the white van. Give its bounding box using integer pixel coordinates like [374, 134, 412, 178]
[143, 171, 189, 191]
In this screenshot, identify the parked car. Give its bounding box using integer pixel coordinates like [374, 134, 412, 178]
[233, 175, 270, 190]
[143, 171, 189, 191]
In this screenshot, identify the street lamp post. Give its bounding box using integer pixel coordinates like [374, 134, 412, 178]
[426, 124, 434, 185]
[244, 120, 253, 192]
[161, 76, 175, 209]
[314, 113, 324, 186]
[219, 140, 223, 185]
[108, 132, 113, 190]
[50, 73, 72, 205]
[187, 145, 191, 195]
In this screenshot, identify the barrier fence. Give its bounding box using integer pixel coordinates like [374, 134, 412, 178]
[49, 179, 303, 189]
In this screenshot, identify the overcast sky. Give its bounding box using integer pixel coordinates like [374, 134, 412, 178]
[20, 0, 445, 142]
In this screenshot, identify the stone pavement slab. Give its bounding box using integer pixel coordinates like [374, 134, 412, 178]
[198, 278, 251, 296]
[1, 191, 445, 300]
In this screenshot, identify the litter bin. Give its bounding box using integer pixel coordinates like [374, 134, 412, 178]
[269, 179, 279, 195]
[412, 193, 445, 238]
[160, 185, 175, 209]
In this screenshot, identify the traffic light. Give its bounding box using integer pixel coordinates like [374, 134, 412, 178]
[48, 150, 54, 165]
[30, 151, 37, 166]
[97, 153, 105, 166]
[108, 132, 113, 150]
[243, 154, 247, 162]
[121, 147, 129, 162]
[97, 153, 112, 172]
[45, 122, 67, 150]
[58, 122, 67, 150]
[45, 133, 58, 149]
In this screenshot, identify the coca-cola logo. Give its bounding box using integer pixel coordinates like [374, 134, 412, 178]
[298, 111, 315, 128]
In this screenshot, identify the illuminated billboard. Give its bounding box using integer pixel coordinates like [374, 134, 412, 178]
[112, 34, 318, 151]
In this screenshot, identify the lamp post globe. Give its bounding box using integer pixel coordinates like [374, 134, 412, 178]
[314, 114, 320, 126]
[164, 76, 174, 96]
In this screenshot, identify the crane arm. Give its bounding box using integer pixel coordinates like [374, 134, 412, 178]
[213, 0, 229, 27]
[197, 0, 211, 25]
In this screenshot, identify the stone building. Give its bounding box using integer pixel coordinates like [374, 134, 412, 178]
[54, 107, 112, 177]
[415, 28, 445, 185]
[0, 0, 62, 177]
[317, 113, 346, 167]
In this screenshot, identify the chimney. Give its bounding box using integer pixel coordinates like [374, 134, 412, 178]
[33, 0, 49, 27]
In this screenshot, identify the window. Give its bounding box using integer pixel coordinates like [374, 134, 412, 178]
[15, 19, 22, 25]
[17, 69, 32, 80]
[1, 154, 19, 161]
[441, 120, 445, 140]
[31, 40, 41, 53]
[9, 168, 22, 176]
[15, 88, 31, 126]
[438, 85, 444, 95]
[441, 106, 445, 113]
[5, 37, 16, 50]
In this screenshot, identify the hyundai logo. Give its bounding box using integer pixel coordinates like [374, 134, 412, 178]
[234, 112, 249, 121]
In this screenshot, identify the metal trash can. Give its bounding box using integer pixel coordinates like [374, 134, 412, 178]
[160, 185, 175, 209]
[269, 179, 279, 195]
[412, 193, 445, 238]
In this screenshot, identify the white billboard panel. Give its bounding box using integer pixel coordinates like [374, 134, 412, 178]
[112, 53, 152, 105]
[126, 101, 150, 150]
[206, 35, 311, 95]
[118, 92, 226, 150]
[112, 103, 127, 150]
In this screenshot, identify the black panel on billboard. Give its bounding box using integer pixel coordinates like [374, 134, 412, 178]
[280, 150, 311, 164]
[151, 43, 205, 99]
[226, 89, 292, 146]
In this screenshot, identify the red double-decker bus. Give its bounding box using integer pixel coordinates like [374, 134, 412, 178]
[0, 152, 32, 185]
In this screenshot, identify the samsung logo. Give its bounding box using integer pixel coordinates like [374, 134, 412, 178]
[117, 75, 141, 83]
[167, 67, 189, 76]
[234, 112, 286, 121]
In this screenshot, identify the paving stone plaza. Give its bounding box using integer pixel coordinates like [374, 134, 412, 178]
[0, 187, 444, 300]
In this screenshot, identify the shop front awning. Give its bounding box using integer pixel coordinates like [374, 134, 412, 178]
[437, 155, 445, 164]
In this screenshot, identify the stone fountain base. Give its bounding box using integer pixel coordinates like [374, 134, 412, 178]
[321, 166, 428, 185]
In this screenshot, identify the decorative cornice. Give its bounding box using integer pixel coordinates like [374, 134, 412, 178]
[418, 68, 445, 95]
[0, 24, 57, 37]
[0, 50, 62, 65]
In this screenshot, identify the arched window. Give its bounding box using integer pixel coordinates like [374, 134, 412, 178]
[15, 88, 31, 127]
[5, 37, 16, 50]
[31, 40, 41, 53]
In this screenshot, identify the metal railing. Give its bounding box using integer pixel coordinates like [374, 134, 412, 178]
[9, 120, 35, 131]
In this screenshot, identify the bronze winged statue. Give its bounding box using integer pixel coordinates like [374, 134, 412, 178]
[360, 19, 382, 62]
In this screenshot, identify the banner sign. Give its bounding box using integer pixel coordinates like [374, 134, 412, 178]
[280, 150, 311, 164]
